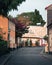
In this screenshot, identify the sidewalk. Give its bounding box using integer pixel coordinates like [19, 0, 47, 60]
[0, 53, 11, 65]
[0, 49, 17, 65]
[40, 50, 52, 61]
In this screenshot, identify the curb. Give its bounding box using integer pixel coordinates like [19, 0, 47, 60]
[41, 54, 52, 62]
[0, 54, 11, 65]
[40, 50, 52, 61]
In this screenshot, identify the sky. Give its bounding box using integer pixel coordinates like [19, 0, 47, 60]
[9, 0, 52, 22]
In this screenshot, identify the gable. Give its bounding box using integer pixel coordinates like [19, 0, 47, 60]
[45, 4, 52, 10]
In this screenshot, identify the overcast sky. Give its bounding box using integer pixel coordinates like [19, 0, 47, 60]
[9, 0, 52, 21]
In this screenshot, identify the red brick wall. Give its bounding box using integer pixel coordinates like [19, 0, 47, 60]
[0, 15, 8, 40]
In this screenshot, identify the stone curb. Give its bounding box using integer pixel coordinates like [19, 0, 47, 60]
[40, 50, 52, 61]
[0, 54, 11, 65]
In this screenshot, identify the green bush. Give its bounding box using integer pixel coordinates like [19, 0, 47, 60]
[0, 35, 3, 40]
[43, 35, 48, 41]
[0, 39, 7, 47]
[0, 32, 10, 56]
[0, 39, 9, 56]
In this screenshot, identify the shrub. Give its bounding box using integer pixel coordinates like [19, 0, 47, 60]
[43, 35, 48, 41]
[35, 41, 39, 46]
[0, 35, 3, 40]
[0, 39, 9, 56]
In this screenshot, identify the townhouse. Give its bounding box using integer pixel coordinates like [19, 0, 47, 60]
[0, 15, 16, 49]
[45, 4, 52, 53]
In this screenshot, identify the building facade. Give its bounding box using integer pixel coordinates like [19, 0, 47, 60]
[0, 16, 16, 49]
[8, 20, 16, 49]
[45, 4, 52, 53]
[21, 25, 47, 47]
[0, 15, 8, 40]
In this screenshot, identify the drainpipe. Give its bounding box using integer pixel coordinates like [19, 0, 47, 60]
[8, 20, 11, 49]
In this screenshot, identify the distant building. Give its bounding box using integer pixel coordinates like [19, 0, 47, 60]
[21, 25, 47, 47]
[45, 4, 52, 53]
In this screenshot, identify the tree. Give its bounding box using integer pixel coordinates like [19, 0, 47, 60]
[43, 35, 48, 41]
[17, 12, 34, 25]
[16, 22, 29, 37]
[12, 18, 29, 37]
[0, 0, 25, 17]
[17, 9, 46, 26]
[31, 9, 46, 26]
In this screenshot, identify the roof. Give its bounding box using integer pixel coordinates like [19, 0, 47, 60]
[45, 4, 52, 10]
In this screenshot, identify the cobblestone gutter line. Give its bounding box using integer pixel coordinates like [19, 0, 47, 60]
[0, 54, 11, 65]
[40, 50, 52, 62]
